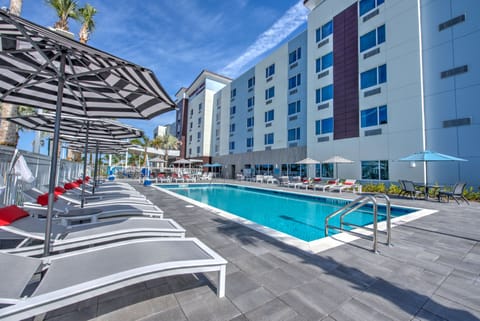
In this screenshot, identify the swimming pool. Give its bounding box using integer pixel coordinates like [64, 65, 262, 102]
[158, 184, 416, 242]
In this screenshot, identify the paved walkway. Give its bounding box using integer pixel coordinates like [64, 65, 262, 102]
[45, 180, 479, 321]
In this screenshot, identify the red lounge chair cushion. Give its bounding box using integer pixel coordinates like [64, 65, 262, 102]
[37, 193, 58, 206]
[344, 182, 353, 185]
[76, 179, 83, 184]
[64, 182, 76, 190]
[0, 205, 29, 226]
[327, 180, 337, 184]
[54, 186, 66, 195]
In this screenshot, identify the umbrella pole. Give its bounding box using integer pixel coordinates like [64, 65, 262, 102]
[43, 51, 66, 257]
[80, 122, 90, 208]
[93, 142, 99, 194]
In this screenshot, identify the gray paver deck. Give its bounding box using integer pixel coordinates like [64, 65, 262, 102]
[17, 179, 480, 320]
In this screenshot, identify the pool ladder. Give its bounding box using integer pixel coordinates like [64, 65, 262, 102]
[324, 194, 391, 253]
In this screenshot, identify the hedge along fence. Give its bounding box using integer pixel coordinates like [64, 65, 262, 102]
[361, 182, 480, 202]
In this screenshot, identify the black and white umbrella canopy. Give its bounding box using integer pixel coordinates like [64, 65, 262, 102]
[4, 113, 143, 140]
[0, 9, 175, 118]
[61, 135, 133, 153]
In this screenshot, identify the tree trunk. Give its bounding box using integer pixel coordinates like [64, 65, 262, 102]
[0, 0, 23, 147]
[0, 103, 19, 147]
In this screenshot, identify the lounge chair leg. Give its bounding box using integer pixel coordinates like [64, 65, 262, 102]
[218, 265, 226, 298]
[33, 313, 46, 321]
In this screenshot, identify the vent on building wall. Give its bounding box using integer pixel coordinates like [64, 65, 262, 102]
[317, 102, 329, 110]
[439, 14, 466, 31]
[317, 70, 329, 79]
[317, 136, 329, 142]
[364, 87, 381, 97]
[441, 65, 468, 78]
[289, 115, 298, 121]
[266, 76, 273, 82]
[362, 8, 379, 22]
[290, 62, 298, 69]
[266, 99, 273, 105]
[365, 128, 382, 136]
[289, 143, 298, 147]
[364, 48, 380, 59]
[317, 38, 329, 48]
[265, 146, 272, 151]
[266, 123, 272, 128]
[289, 89, 298, 95]
[443, 117, 471, 128]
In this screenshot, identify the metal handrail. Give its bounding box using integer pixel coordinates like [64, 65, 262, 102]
[325, 193, 391, 253]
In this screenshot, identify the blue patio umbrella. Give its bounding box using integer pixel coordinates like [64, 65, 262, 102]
[398, 150, 467, 162]
[398, 150, 467, 184]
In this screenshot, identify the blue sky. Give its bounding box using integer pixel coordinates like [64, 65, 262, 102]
[5, 0, 308, 152]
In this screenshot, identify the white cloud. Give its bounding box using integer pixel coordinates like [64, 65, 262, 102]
[219, 0, 308, 77]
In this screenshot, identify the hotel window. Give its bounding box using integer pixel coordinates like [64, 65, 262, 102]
[360, 25, 386, 52]
[197, 117, 202, 126]
[189, 135, 192, 142]
[246, 137, 254, 148]
[229, 123, 236, 133]
[288, 74, 301, 90]
[189, 122, 192, 129]
[361, 105, 387, 128]
[247, 117, 254, 128]
[196, 146, 200, 154]
[315, 84, 334, 103]
[288, 101, 301, 115]
[315, 117, 334, 135]
[265, 64, 275, 78]
[264, 110, 274, 122]
[230, 105, 236, 115]
[288, 127, 301, 141]
[359, 0, 385, 16]
[264, 133, 274, 145]
[229, 141, 235, 150]
[315, 20, 333, 42]
[361, 160, 389, 180]
[248, 76, 255, 88]
[230, 88, 236, 99]
[361, 64, 387, 89]
[247, 96, 255, 108]
[265, 86, 275, 100]
[198, 103, 203, 113]
[289, 47, 301, 64]
[197, 132, 201, 139]
[315, 52, 333, 73]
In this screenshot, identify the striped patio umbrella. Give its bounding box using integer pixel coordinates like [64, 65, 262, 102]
[0, 10, 175, 256]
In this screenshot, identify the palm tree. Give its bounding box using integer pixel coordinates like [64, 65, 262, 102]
[131, 135, 151, 168]
[152, 134, 180, 166]
[45, 0, 79, 31]
[0, 0, 23, 147]
[78, 4, 96, 44]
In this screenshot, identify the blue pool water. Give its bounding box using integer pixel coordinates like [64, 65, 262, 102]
[160, 184, 415, 242]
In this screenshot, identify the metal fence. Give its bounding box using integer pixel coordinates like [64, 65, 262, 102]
[0, 146, 84, 206]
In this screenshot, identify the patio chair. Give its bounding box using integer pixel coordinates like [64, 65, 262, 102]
[172, 173, 185, 183]
[0, 238, 227, 321]
[0, 205, 185, 253]
[286, 176, 302, 188]
[402, 180, 424, 199]
[437, 182, 469, 205]
[313, 179, 338, 192]
[329, 179, 357, 193]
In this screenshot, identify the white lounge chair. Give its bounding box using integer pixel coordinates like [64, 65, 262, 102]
[313, 179, 339, 192]
[329, 179, 357, 193]
[0, 238, 227, 321]
[31, 187, 154, 207]
[23, 189, 163, 221]
[0, 206, 185, 252]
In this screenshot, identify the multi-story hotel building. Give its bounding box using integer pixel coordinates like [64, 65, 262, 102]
[175, 0, 480, 186]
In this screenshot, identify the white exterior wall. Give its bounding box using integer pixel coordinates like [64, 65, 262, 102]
[186, 92, 205, 158]
[421, 0, 480, 186]
[213, 83, 231, 157]
[306, 0, 424, 181]
[253, 45, 289, 152]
